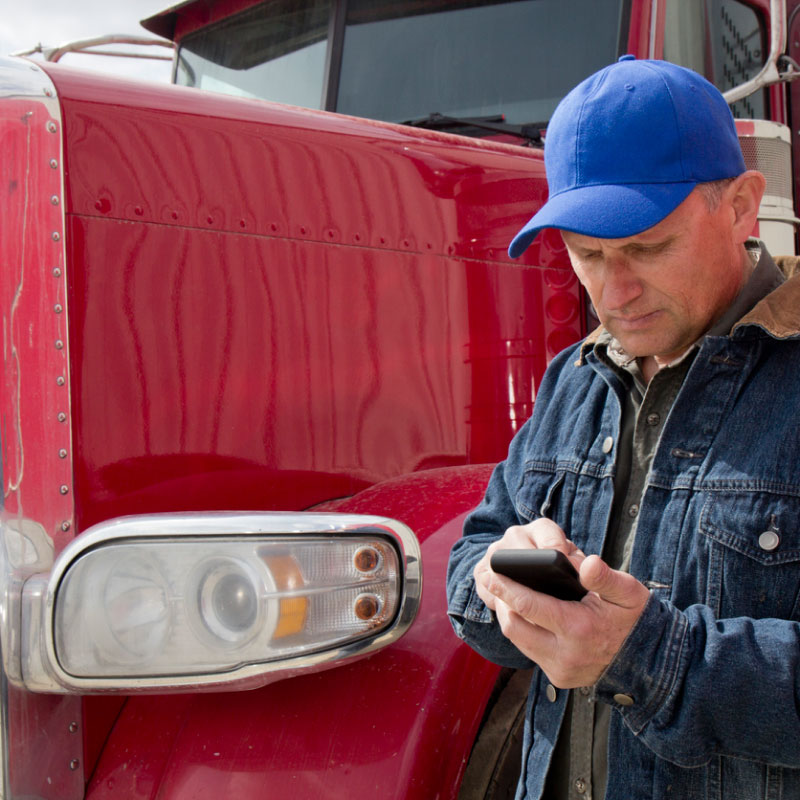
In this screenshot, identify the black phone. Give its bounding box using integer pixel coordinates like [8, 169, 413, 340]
[490, 548, 587, 601]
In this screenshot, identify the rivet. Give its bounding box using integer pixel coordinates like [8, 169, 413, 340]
[57, 412, 67, 423]
[49, 158, 58, 169]
[52, 231, 61, 242]
[53, 267, 62, 278]
[59, 485, 69, 495]
[55, 340, 63, 350]
[68, 721, 78, 734]
[44, 88, 53, 97]
[134, 206, 143, 216]
[46, 120, 57, 133]
[54, 304, 63, 313]
[51, 195, 59, 206]
[61, 521, 71, 532]
[69, 759, 79, 771]
[58, 449, 67, 459]
[206, 216, 213, 224]
[56, 376, 65, 386]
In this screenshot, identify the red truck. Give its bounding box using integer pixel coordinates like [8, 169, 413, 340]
[2, 0, 799, 797]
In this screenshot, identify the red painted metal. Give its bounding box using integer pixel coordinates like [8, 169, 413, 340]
[627, 0, 655, 58]
[0, 95, 74, 550]
[0, 66, 83, 799]
[35, 64, 580, 534]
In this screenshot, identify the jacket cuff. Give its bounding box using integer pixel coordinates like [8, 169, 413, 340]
[594, 592, 689, 734]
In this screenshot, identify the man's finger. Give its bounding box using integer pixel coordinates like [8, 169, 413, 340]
[504, 518, 571, 551]
[579, 555, 649, 609]
[485, 571, 568, 634]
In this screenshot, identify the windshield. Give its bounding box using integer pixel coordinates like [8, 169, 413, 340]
[176, 0, 629, 125]
[338, 0, 626, 124]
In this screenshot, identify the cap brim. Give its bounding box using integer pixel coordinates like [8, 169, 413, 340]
[508, 182, 697, 258]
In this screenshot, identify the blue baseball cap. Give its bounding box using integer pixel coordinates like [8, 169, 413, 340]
[508, 56, 746, 258]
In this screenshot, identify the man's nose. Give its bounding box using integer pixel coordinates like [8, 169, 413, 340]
[601, 257, 643, 312]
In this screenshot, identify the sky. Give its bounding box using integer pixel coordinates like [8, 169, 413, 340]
[0, 0, 176, 83]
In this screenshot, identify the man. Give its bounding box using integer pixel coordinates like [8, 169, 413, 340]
[446, 56, 800, 799]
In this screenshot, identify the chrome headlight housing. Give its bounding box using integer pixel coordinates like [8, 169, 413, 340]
[12, 513, 421, 693]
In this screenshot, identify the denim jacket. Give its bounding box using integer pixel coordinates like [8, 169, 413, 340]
[447, 273, 800, 799]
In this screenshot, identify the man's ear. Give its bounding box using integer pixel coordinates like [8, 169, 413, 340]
[729, 170, 767, 244]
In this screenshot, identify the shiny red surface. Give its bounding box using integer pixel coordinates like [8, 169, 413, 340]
[43, 63, 582, 531]
[1, 77, 82, 799]
[0, 96, 74, 550]
[32, 59, 585, 798]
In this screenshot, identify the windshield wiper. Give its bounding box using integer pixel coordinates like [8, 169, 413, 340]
[401, 112, 544, 145]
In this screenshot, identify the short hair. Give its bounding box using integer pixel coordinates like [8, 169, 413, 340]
[696, 177, 737, 210]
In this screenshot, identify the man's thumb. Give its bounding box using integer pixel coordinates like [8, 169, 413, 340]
[579, 555, 648, 609]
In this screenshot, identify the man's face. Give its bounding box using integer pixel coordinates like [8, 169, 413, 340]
[562, 187, 748, 365]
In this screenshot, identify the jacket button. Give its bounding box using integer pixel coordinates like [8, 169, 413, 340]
[574, 778, 587, 794]
[546, 684, 557, 702]
[646, 412, 661, 426]
[759, 531, 780, 551]
[602, 436, 614, 453]
[613, 693, 635, 706]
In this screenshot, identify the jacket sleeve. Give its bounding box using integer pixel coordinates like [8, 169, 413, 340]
[445, 434, 536, 670]
[596, 593, 800, 767]
[446, 343, 586, 670]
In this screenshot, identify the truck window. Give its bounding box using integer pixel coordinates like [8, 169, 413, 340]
[176, 0, 629, 125]
[176, 0, 332, 106]
[663, 0, 767, 119]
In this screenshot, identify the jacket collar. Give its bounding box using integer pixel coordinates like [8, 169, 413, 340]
[732, 272, 800, 340]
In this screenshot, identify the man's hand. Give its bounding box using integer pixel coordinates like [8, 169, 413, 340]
[474, 519, 650, 688]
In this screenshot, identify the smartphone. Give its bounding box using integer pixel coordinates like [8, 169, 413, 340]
[490, 548, 587, 601]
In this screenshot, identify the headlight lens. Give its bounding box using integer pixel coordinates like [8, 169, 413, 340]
[54, 536, 400, 678]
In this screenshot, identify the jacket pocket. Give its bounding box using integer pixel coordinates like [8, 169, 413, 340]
[515, 469, 565, 524]
[699, 491, 800, 620]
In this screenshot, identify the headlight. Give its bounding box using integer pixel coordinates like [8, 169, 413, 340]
[14, 513, 421, 693]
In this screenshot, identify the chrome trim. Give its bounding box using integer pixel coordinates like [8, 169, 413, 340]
[12, 35, 174, 63]
[758, 213, 800, 225]
[16, 512, 422, 694]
